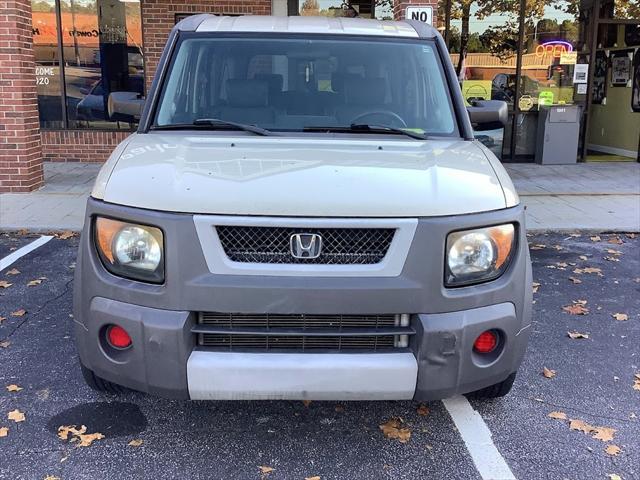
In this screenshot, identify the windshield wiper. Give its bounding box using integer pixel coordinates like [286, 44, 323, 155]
[151, 118, 273, 136]
[303, 124, 427, 140]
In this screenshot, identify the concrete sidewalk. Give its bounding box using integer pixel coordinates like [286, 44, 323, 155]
[1, 162, 639, 232]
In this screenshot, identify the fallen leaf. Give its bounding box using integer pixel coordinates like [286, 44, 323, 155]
[563, 304, 589, 315]
[604, 256, 620, 262]
[608, 475, 622, 480]
[379, 417, 411, 443]
[633, 373, 640, 391]
[627, 233, 637, 239]
[7, 409, 25, 422]
[532, 282, 541, 294]
[0, 317, 6, 324]
[10, 309, 26, 317]
[6, 384, 23, 392]
[578, 255, 588, 261]
[128, 439, 143, 447]
[57, 231, 76, 240]
[5, 268, 20, 275]
[44, 476, 61, 480]
[592, 427, 616, 442]
[58, 425, 87, 440]
[258, 466, 275, 475]
[0, 427, 7, 437]
[556, 262, 568, 268]
[568, 277, 582, 284]
[76, 432, 105, 447]
[590, 235, 601, 242]
[543, 367, 556, 378]
[605, 444, 621, 456]
[567, 331, 589, 339]
[305, 477, 321, 480]
[0, 281, 12, 288]
[607, 236, 623, 245]
[334, 404, 345, 413]
[612, 313, 628, 321]
[530, 244, 546, 250]
[548, 411, 567, 420]
[302, 400, 312, 407]
[27, 279, 42, 287]
[573, 267, 603, 276]
[417, 404, 430, 416]
[569, 419, 594, 433]
[606, 249, 622, 256]
[0, 341, 10, 348]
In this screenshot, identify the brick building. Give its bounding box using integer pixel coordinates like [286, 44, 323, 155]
[0, 0, 638, 192]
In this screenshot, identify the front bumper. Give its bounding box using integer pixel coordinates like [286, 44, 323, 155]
[74, 198, 532, 401]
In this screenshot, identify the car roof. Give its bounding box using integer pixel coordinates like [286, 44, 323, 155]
[175, 15, 436, 39]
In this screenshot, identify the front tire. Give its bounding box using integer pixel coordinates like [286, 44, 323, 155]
[80, 363, 127, 394]
[468, 372, 516, 399]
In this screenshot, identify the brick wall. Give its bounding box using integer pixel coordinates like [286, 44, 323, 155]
[42, 131, 132, 162]
[141, 0, 272, 90]
[0, 0, 44, 192]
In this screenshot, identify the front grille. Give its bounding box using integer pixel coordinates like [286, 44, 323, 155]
[216, 226, 395, 265]
[194, 313, 413, 352]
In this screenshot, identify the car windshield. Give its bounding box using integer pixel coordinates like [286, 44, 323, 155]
[154, 35, 457, 136]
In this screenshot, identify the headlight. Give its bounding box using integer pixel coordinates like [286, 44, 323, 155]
[94, 217, 164, 283]
[445, 224, 515, 287]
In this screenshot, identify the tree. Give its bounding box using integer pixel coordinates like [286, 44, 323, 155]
[300, 0, 320, 16]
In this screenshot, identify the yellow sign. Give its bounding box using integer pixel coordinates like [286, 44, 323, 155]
[538, 91, 554, 107]
[461, 80, 492, 105]
[560, 52, 577, 65]
[519, 95, 534, 111]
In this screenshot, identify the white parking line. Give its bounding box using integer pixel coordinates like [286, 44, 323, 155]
[443, 395, 516, 480]
[0, 236, 54, 272]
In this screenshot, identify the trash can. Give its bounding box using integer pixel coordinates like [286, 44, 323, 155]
[535, 105, 581, 164]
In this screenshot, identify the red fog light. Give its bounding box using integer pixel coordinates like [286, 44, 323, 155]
[474, 330, 498, 354]
[106, 325, 132, 349]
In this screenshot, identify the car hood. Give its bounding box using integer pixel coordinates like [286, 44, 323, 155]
[96, 133, 516, 217]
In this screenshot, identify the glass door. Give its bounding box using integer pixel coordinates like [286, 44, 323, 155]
[512, 0, 584, 162]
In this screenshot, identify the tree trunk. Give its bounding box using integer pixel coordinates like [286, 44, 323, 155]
[456, 1, 472, 78]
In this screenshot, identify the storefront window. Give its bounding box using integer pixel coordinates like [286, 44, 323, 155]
[31, 0, 144, 130]
[512, 0, 581, 160]
[32, 0, 64, 128]
[298, 0, 375, 19]
[449, 1, 520, 159]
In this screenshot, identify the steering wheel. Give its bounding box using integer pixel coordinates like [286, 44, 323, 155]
[350, 110, 408, 128]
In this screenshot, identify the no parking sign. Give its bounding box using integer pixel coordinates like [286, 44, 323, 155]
[405, 6, 434, 25]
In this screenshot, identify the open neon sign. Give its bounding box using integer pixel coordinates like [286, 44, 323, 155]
[535, 41, 574, 59]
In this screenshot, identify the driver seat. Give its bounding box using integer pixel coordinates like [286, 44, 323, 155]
[334, 77, 391, 125]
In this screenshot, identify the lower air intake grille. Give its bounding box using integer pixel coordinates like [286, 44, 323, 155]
[194, 313, 413, 352]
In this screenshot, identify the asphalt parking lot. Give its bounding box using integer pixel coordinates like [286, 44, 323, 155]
[0, 231, 638, 480]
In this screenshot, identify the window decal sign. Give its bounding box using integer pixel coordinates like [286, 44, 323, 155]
[573, 63, 589, 84]
[611, 50, 632, 87]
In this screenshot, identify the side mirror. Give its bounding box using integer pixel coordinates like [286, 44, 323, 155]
[107, 92, 145, 122]
[467, 99, 508, 131]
